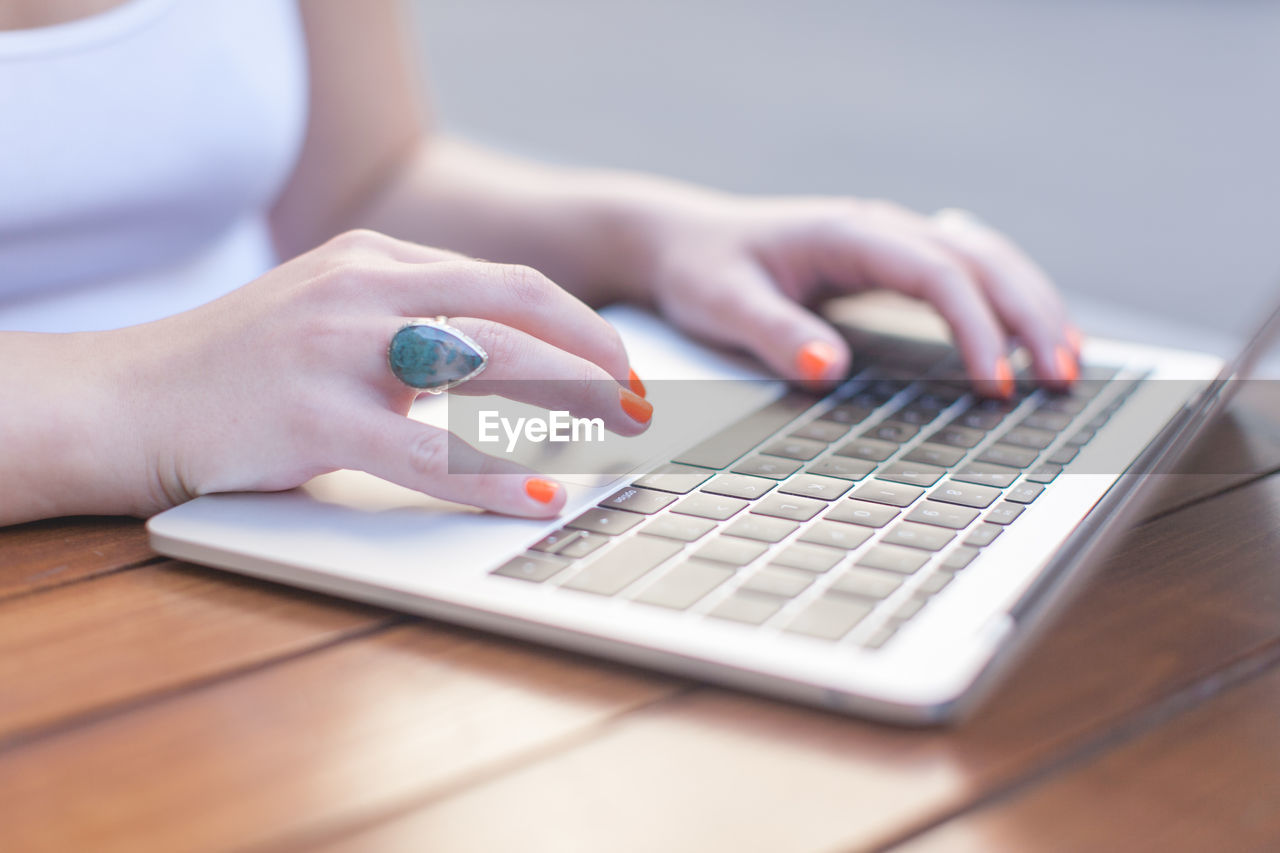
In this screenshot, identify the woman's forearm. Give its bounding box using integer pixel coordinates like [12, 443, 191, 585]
[348, 136, 728, 305]
[0, 331, 162, 525]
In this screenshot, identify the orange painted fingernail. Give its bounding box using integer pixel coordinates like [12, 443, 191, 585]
[1056, 346, 1079, 384]
[628, 369, 647, 398]
[796, 341, 839, 382]
[995, 357, 1014, 399]
[1066, 326, 1083, 358]
[620, 388, 653, 424]
[524, 477, 560, 504]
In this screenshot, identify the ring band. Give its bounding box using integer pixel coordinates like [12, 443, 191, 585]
[388, 315, 489, 394]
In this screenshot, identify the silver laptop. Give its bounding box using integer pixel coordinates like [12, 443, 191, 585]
[148, 298, 1280, 724]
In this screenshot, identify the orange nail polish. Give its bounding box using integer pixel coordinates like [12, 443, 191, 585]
[525, 477, 560, 504]
[1066, 326, 1084, 358]
[796, 341, 839, 382]
[628, 368, 647, 398]
[1056, 346, 1079, 384]
[994, 357, 1014, 399]
[620, 388, 653, 424]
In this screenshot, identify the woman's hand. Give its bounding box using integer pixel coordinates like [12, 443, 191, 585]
[95, 230, 649, 521]
[614, 190, 1079, 398]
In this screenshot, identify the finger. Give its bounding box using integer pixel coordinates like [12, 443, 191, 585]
[804, 218, 1015, 397]
[339, 411, 568, 518]
[379, 317, 653, 436]
[667, 260, 850, 387]
[382, 260, 635, 385]
[930, 210, 1078, 387]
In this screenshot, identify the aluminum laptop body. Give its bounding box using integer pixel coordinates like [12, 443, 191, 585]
[148, 301, 1275, 724]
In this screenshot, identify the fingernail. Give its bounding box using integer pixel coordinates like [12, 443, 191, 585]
[628, 369, 647, 398]
[620, 387, 653, 424]
[524, 477, 560, 504]
[1056, 346, 1079, 384]
[1066, 326, 1083, 358]
[796, 341, 839, 382]
[994, 357, 1014, 399]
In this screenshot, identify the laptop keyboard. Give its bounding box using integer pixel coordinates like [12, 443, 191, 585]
[492, 363, 1139, 649]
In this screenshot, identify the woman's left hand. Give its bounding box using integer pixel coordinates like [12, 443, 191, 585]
[621, 191, 1079, 398]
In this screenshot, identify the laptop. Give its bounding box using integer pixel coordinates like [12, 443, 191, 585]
[147, 295, 1280, 724]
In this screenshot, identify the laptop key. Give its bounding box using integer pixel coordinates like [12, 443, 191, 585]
[791, 419, 851, 443]
[977, 443, 1039, 469]
[671, 493, 749, 521]
[930, 481, 1001, 509]
[632, 463, 714, 495]
[1021, 411, 1073, 432]
[952, 462, 1019, 489]
[1025, 463, 1063, 484]
[567, 507, 646, 535]
[825, 499, 899, 528]
[820, 402, 874, 425]
[701, 473, 776, 500]
[1046, 445, 1079, 465]
[804, 456, 876, 481]
[881, 521, 954, 551]
[1067, 429, 1095, 446]
[742, 565, 816, 598]
[558, 532, 609, 558]
[964, 523, 1003, 547]
[917, 570, 955, 594]
[834, 437, 897, 462]
[599, 486, 677, 515]
[857, 544, 930, 575]
[928, 425, 985, 449]
[673, 393, 813, 469]
[642, 514, 716, 542]
[851, 481, 925, 508]
[1001, 426, 1056, 450]
[529, 529, 581, 553]
[986, 502, 1025, 525]
[771, 542, 845, 572]
[785, 593, 875, 640]
[878, 461, 946, 488]
[723, 515, 799, 543]
[1006, 481, 1045, 504]
[492, 552, 569, 583]
[862, 420, 919, 444]
[889, 595, 930, 623]
[1037, 395, 1088, 415]
[634, 559, 734, 610]
[903, 442, 966, 468]
[751, 493, 827, 522]
[562, 535, 683, 595]
[941, 545, 980, 570]
[952, 408, 1004, 431]
[708, 591, 786, 625]
[733, 454, 803, 481]
[906, 501, 979, 530]
[694, 536, 768, 566]
[828, 567, 903, 600]
[799, 520, 873, 551]
[778, 474, 852, 501]
[762, 437, 826, 461]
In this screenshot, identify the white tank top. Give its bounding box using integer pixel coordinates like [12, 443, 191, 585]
[0, 0, 308, 332]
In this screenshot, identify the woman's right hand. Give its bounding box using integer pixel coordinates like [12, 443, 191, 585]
[109, 230, 651, 519]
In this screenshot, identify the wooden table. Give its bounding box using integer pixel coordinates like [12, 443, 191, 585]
[5, 385, 1280, 853]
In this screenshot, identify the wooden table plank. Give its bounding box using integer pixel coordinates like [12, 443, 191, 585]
[896, 659, 1280, 852]
[0, 516, 156, 601]
[0, 561, 389, 743]
[310, 471, 1280, 853]
[0, 625, 680, 853]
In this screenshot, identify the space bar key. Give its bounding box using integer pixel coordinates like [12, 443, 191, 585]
[673, 393, 814, 470]
[562, 536, 683, 596]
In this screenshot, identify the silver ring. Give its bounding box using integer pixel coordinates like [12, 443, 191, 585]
[387, 315, 489, 394]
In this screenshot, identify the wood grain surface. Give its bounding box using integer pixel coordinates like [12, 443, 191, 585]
[1, 387, 1278, 852]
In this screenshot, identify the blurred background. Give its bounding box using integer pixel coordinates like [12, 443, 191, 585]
[407, 0, 1280, 355]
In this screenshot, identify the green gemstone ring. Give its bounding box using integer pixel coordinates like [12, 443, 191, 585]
[387, 316, 489, 393]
